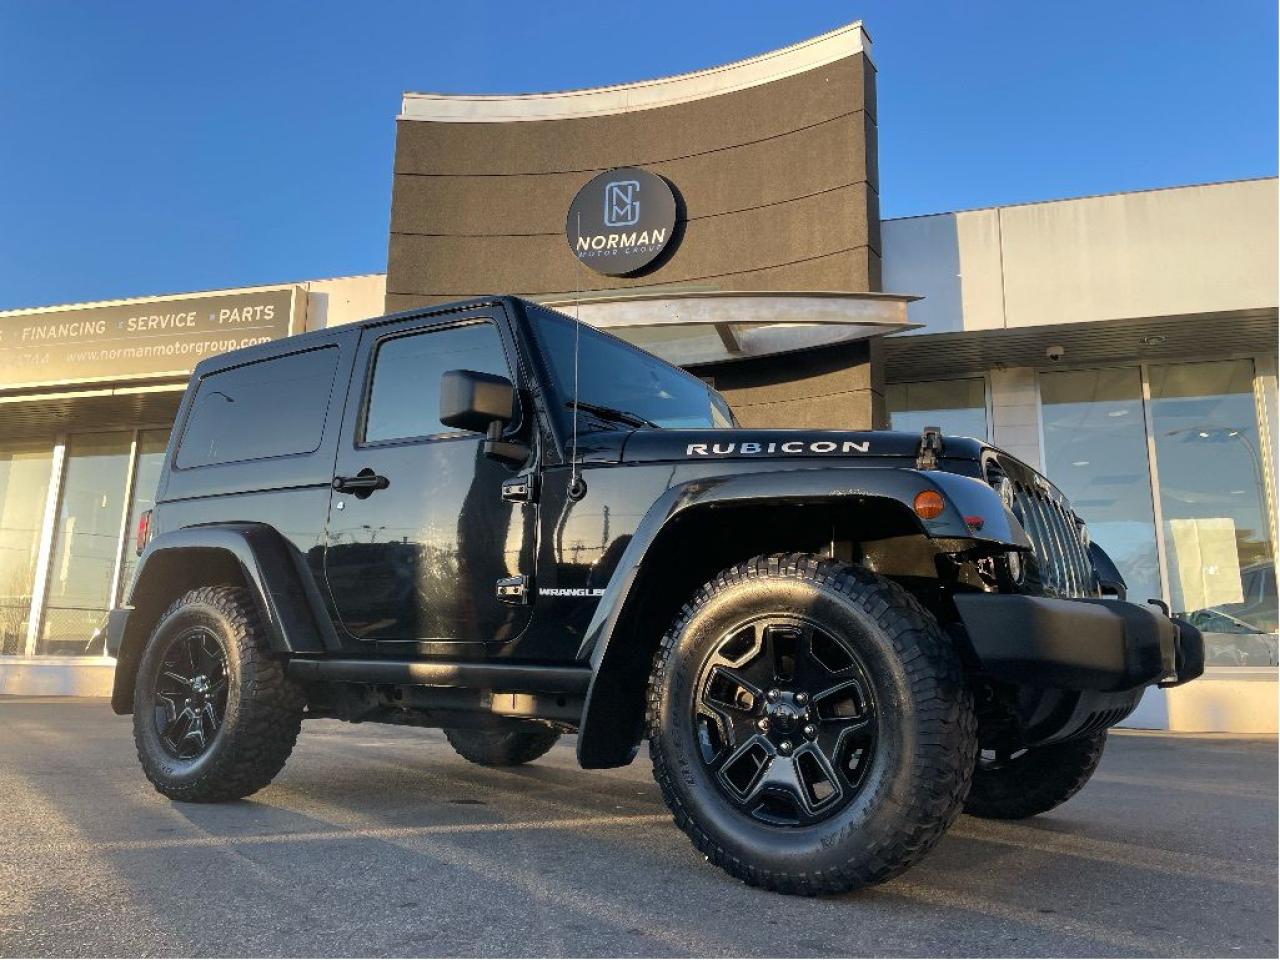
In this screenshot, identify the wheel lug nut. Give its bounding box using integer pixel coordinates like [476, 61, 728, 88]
[766, 688, 780, 701]
[795, 692, 809, 705]
[757, 718, 770, 732]
[803, 724, 817, 738]
[778, 740, 793, 755]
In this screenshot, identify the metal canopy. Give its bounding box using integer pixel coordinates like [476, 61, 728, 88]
[539, 291, 919, 367]
[884, 309, 1279, 381]
[0, 384, 183, 440]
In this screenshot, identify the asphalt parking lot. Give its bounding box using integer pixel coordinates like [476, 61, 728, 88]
[0, 699, 1274, 958]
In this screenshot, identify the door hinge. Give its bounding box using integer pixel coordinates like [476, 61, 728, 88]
[496, 575, 531, 605]
[501, 475, 537, 504]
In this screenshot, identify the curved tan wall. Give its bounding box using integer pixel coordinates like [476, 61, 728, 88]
[386, 23, 879, 310]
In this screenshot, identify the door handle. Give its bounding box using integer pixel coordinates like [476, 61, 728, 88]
[332, 469, 389, 496]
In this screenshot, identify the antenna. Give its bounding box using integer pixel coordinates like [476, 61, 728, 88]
[568, 213, 585, 499]
[570, 289, 581, 486]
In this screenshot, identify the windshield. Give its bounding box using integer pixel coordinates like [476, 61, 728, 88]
[530, 308, 735, 432]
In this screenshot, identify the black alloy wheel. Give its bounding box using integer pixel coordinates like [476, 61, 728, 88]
[647, 555, 977, 894]
[152, 626, 229, 760]
[133, 585, 305, 802]
[694, 616, 877, 827]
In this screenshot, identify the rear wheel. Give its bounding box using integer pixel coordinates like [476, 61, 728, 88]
[132, 585, 304, 803]
[647, 554, 976, 895]
[964, 732, 1107, 820]
[443, 723, 560, 766]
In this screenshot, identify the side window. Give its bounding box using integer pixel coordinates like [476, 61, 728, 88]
[176, 346, 339, 469]
[364, 321, 511, 444]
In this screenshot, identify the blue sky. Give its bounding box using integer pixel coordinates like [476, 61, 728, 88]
[0, 1, 1274, 309]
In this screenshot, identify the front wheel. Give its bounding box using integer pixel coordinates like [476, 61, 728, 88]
[647, 554, 977, 895]
[964, 732, 1107, 820]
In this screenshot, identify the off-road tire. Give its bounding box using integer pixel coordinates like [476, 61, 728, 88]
[132, 585, 304, 802]
[647, 553, 977, 895]
[965, 732, 1107, 820]
[443, 724, 561, 766]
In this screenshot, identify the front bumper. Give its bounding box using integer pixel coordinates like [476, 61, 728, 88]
[954, 594, 1205, 692]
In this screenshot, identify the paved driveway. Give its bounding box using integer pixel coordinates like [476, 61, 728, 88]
[0, 699, 1274, 957]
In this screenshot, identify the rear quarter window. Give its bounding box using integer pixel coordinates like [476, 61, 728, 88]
[176, 346, 340, 469]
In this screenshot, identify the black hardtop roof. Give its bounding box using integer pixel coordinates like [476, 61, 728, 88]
[189, 295, 530, 378]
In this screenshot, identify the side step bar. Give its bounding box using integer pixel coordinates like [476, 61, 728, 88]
[286, 658, 592, 695]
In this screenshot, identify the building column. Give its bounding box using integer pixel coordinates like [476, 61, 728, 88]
[989, 367, 1042, 468]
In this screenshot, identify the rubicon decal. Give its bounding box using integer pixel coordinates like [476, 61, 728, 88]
[687, 440, 872, 456]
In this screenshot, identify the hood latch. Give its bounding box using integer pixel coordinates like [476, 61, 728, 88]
[916, 426, 944, 470]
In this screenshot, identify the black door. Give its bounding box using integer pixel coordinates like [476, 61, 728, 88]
[323, 313, 535, 645]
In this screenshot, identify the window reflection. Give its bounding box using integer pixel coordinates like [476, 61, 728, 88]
[118, 430, 171, 601]
[531, 310, 736, 432]
[0, 441, 54, 655]
[38, 433, 132, 656]
[887, 379, 988, 440]
[1149, 360, 1276, 666]
[365, 322, 511, 443]
[1040, 368, 1162, 606]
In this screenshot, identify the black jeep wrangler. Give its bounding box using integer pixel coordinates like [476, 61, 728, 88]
[107, 296, 1203, 895]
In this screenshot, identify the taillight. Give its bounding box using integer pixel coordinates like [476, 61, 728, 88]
[135, 510, 153, 555]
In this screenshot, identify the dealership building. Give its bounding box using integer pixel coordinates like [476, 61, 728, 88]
[0, 22, 1275, 732]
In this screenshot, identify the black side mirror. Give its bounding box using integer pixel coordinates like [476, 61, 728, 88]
[439, 369, 529, 465]
[440, 369, 514, 434]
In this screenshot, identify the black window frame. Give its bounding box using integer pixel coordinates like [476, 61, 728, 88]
[356, 317, 523, 450]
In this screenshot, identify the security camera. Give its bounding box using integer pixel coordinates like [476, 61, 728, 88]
[1045, 345, 1066, 362]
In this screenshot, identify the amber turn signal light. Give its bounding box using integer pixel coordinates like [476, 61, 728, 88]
[912, 490, 946, 520]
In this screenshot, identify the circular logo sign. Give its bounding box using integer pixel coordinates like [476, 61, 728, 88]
[566, 167, 677, 276]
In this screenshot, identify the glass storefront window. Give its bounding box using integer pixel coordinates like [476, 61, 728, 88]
[37, 432, 132, 656]
[1149, 360, 1276, 666]
[0, 441, 55, 655]
[887, 378, 988, 439]
[1040, 368, 1163, 606]
[118, 430, 171, 600]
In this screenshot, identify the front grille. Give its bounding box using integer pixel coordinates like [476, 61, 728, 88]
[988, 457, 1099, 599]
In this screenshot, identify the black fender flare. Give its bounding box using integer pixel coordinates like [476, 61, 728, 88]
[574, 466, 1027, 768]
[109, 523, 338, 714]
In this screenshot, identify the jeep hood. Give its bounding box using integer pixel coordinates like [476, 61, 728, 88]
[615, 429, 988, 465]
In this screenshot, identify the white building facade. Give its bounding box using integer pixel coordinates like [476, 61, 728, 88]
[882, 178, 1279, 732]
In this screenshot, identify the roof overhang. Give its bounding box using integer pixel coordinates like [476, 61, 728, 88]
[884, 308, 1280, 381]
[539, 290, 918, 367]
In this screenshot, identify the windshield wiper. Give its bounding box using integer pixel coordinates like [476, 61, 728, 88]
[566, 400, 658, 429]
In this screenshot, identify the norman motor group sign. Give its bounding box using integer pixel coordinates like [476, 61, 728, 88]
[0, 287, 299, 389]
[566, 167, 678, 276]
